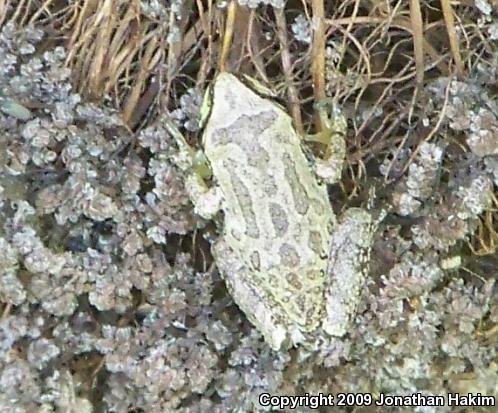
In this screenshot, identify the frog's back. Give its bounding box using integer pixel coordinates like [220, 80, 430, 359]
[203, 73, 334, 332]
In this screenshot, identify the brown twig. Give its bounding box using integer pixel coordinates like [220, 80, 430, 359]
[0, 0, 9, 26]
[219, 1, 237, 71]
[409, 0, 425, 90]
[274, 8, 303, 135]
[311, 0, 326, 130]
[440, 0, 465, 76]
[325, 16, 450, 76]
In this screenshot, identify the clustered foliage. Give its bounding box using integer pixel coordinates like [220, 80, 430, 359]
[0, 2, 497, 413]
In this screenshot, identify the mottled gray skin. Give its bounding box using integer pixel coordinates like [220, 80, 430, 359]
[170, 73, 376, 350]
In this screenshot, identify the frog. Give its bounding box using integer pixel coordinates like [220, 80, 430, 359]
[164, 72, 378, 350]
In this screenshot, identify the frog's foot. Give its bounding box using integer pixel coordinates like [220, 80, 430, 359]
[185, 173, 222, 220]
[305, 99, 347, 185]
[164, 116, 222, 219]
[186, 153, 222, 219]
[322, 208, 377, 337]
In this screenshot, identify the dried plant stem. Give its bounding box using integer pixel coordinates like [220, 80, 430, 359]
[470, 210, 498, 256]
[196, 0, 212, 84]
[123, 38, 162, 125]
[0, 0, 8, 26]
[409, 0, 424, 89]
[325, 16, 450, 76]
[28, 0, 55, 24]
[10, 0, 26, 22]
[1, 303, 11, 318]
[219, 1, 237, 71]
[88, 0, 114, 96]
[274, 8, 303, 135]
[311, 0, 326, 129]
[440, 0, 464, 76]
[246, 10, 269, 82]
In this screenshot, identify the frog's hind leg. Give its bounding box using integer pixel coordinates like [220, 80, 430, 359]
[212, 240, 294, 351]
[323, 208, 377, 337]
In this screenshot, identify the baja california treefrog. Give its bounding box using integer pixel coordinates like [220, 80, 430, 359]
[166, 73, 377, 350]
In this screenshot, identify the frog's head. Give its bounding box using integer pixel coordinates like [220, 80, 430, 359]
[200, 72, 281, 129]
[199, 72, 242, 129]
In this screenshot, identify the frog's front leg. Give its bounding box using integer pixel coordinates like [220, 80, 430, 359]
[164, 118, 223, 219]
[322, 208, 377, 337]
[304, 99, 347, 185]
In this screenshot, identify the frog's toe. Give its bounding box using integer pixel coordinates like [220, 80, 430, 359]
[185, 174, 223, 219]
